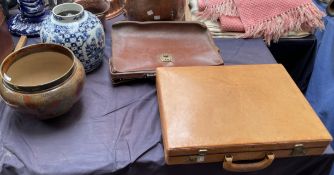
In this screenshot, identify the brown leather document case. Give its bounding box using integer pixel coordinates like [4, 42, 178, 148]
[0, 8, 13, 62]
[156, 64, 332, 172]
[110, 21, 223, 84]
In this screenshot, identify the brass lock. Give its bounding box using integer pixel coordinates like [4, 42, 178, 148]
[160, 53, 173, 62]
[291, 144, 306, 156]
[189, 149, 207, 162]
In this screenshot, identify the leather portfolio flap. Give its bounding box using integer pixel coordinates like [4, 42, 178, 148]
[156, 64, 332, 161]
[110, 21, 223, 83]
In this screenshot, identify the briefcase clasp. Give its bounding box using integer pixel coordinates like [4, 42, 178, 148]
[291, 144, 306, 156]
[189, 149, 207, 162]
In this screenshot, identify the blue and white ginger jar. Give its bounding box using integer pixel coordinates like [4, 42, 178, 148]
[40, 3, 105, 73]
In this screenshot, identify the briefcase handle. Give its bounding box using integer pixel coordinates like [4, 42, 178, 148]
[223, 153, 275, 172]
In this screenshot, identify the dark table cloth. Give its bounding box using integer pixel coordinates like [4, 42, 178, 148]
[268, 35, 317, 93]
[0, 15, 333, 175]
[306, 1, 334, 149]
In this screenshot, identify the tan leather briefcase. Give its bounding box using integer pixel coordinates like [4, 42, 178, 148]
[0, 8, 13, 62]
[110, 21, 223, 84]
[156, 64, 332, 172]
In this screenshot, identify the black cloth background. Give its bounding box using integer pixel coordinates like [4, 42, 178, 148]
[268, 35, 317, 93]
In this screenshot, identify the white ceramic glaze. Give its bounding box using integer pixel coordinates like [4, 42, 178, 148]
[40, 3, 105, 72]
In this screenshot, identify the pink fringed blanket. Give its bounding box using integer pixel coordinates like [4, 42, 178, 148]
[198, 0, 324, 43]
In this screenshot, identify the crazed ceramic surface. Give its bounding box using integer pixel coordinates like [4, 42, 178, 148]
[0, 44, 86, 119]
[40, 3, 105, 73]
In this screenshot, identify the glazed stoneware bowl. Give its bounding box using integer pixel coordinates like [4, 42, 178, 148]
[74, 0, 110, 25]
[0, 43, 85, 119]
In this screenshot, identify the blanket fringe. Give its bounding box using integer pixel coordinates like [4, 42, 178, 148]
[242, 3, 325, 44]
[197, 0, 239, 20]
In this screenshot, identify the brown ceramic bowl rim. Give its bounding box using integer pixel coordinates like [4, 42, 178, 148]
[97, 0, 111, 16]
[105, 0, 125, 20]
[74, 0, 110, 16]
[0, 43, 76, 92]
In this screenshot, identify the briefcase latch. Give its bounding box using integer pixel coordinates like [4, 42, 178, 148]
[291, 144, 306, 156]
[189, 149, 207, 163]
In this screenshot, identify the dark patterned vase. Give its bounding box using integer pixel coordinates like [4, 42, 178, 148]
[40, 3, 105, 73]
[7, 0, 49, 37]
